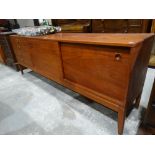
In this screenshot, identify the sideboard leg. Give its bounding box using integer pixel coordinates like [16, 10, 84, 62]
[18, 64, 24, 75]
[15, 63, 20, 72]
[135, 92, 142, 109]
[118, 108, 126, 135]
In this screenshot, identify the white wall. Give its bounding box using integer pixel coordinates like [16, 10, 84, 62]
[8, 19, 15, 25]
[9, 19, 52, 27]
[17, 19, 34, 27]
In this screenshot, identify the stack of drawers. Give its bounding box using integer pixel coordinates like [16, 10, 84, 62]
[0, 32, 19, 70]
[92, 19, 150, 33]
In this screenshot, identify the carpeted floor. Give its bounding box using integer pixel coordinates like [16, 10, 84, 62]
[0, 64, 155, 135]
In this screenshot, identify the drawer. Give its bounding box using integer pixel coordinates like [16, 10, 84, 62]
[10, 39, 22, 59]
[92, 20, 105, 32]
[61, 43, 130, 105]
[10, 37, 33, 68]
[15, 38, 33, 48]
[11, 37, 62, 82]
[128, 19, 142, 25]
[15, 37, 59, 53]
[92, 20, 128, 33]
[0, 39, 8, 47]
[127, 27, 142, 33]
[0, 36, 5, 42]
[29, 39, 62, 82]
[0, 40, 6, 45]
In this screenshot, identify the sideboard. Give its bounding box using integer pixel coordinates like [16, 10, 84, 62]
[10, 33, 154, 134]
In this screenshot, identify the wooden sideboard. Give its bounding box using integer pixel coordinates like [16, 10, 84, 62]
[10, 33, 154, 134]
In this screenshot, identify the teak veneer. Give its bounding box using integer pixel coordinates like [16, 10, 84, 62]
[10, 33, 155, 134]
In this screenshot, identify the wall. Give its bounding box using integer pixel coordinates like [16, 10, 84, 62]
[39, 19, 52, 25]
[8, 19, 15, 25]
[17, 19, 51, 27]
[16, 19, 34, 27]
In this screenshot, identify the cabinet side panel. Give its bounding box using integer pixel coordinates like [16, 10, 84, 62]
[127, 36, 154, 108]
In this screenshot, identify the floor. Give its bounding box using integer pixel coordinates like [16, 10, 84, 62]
[0, 64, 155, 135]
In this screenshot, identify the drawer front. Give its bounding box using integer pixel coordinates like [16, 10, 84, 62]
[17, 39, 33, 67]
[10, 37, 33, 67]
[29, 39, 62, 82]
[92, 19, 144, 33]
[10, 37, 62, 82]
[128, 19, 142, 25]
[10, 38, 21, 60]
[92, 19, 128, 33]
[92, 20, 105, 32]
[0, 36, 8, 50]
[61, 43, 130, 105]
[0, 36, 5, 43]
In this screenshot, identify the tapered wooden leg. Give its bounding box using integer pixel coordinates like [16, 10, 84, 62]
[18, 64, 24, 75]
[15, 63, 20, 71]
[135, 92, 142, 109]
[118, 108, 126, 135]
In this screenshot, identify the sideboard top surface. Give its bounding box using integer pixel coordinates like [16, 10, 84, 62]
[11, 33, 154, 47]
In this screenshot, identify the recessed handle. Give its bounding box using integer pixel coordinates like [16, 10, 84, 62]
[115, 53, 121, 61]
